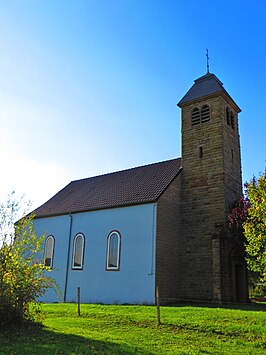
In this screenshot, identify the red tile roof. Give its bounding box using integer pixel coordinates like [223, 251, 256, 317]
[34, 158, 182, 218]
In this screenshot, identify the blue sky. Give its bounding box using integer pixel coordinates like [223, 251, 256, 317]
[0, 0, 265, 208]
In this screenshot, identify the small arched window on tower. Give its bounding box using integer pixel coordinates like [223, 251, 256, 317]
[201, 105, 210, 123]
[44, 235, 55, 268]
[191, 107, 200, 126]
[226, 107, 231, 126]
[230, 112, 235, 130]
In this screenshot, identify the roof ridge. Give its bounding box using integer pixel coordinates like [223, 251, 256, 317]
[71, 157, 181, 184]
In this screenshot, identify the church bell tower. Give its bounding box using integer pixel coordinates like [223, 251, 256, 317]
[178, 72, 248, 302]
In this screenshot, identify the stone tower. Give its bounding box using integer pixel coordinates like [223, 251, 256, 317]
[178, 73, 248, 302]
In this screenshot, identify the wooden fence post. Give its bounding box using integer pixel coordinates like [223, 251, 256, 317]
[77, 287, 81, 316]
[156, 285, 161, 326]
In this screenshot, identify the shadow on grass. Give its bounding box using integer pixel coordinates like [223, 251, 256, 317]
[168, 301, 266, 312]
[0, 322, 149, 355]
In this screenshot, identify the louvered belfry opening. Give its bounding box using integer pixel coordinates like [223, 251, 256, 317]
[201, 105, 210, 122]
[226, 106, 235, 130]
[191, 107, 200, 126]
[226, 107, 230, 126]
[191, 105, 210, 126]
[230, 112, 235, 130]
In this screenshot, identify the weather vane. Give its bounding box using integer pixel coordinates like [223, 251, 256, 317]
[206, 48, 210, 73]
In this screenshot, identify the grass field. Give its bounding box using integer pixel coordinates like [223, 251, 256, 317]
[0, 303, 265, 354]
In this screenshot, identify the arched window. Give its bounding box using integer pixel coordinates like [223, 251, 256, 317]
[191, 107, 200, 126]
[230, 112, 235, 130]
[226, 107, 231, 126]
[226, 107, 236, 130]
[44, 235, 55, 268]
[72, 233, 85, 269]
[106, 231, 121, 271]
[191, 105, 210, 126]
[201, 105, 210, 123]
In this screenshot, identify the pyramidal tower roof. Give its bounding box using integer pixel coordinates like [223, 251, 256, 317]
[178, 72, 241, 112]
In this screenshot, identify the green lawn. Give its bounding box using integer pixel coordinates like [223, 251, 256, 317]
[0, 303, 265, 354]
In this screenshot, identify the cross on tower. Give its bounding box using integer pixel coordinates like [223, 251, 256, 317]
[206, 48, 210, 73]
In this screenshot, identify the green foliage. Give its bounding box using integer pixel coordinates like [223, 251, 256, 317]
[248, 271, 266, 298]
[0, 304, 266, 354]
[244, 172, 266, 286]
[0, 192, 55, 327]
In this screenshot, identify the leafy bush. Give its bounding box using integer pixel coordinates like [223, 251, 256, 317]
[228, 171, 266, 287]
[248, 271, 266, 298]
[0, 193, 55, 327]
[244, 172, 266, 286]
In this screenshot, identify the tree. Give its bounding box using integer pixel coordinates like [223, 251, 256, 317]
[228, 171, 266, 289]
[0, 192, 55, 327]
[243, 172, 266, 286]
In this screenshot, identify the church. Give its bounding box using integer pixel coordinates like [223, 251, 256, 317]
[33, 72, 249, 304]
